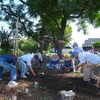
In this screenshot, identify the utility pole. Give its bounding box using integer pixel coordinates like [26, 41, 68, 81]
[13, 17, 19, 55]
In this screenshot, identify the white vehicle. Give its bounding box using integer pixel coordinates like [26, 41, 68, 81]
[82, 45, 94, 53]
[62, 46, 73, 54]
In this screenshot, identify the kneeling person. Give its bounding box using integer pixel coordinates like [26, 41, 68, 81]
[47, 54, 60, 69]
[62, 55, 74, 72]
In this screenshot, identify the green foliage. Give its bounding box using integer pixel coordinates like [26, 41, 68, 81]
[1, 0, 100, 57]
[15, 49, 24, 56]
[0, 26, 12, 42]
[1, 41, 12, 54]
[93, 13, 100, 28]
[64, 25, 72, 46]
[18, 39, 27, 49]
[92, 41, 100, 47]
[0, 48, 4, 55]
[19, 38, 38, 53]
[43, 50, 50, 54]
[0, 48, 12, 55]
[77, 20, 89, 35]
[43, 39, 53, 51]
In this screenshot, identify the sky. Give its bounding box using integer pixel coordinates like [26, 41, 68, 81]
[0, 21, 100, 47]
[71, 23, 100, 47]
[3, 0, 21, 4]
[1, 0, 100, 47]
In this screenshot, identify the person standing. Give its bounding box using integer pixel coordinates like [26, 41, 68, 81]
[18, 54, 39, 78]
[0, 54, 18, 86]
[73, 42, 84, 66]
[71, 51, 100, 83]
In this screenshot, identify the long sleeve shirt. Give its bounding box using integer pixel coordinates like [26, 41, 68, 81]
[50, 59, 60, 68]
[63, 59, 73, 68]
[0, 54, 16, 65]
[74, 47, 84, 53]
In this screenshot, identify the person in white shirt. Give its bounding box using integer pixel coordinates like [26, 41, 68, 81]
[18, 54, 39, 78]
[71, 51, 100, 83]
[72, 42, 84, 66]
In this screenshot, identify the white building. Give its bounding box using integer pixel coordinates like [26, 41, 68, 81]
[82, 38, 100, 47]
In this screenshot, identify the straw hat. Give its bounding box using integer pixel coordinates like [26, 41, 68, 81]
[50, 54, 59, 61]
[62, 55, 71, 60]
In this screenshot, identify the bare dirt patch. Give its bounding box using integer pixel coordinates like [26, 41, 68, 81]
[0, 66, 100, 100]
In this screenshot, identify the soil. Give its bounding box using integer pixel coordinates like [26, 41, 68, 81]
[0, 60, 100, 100]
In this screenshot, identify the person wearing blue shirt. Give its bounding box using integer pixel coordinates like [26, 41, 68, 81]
[0, 54, 17, 65]
[47, 54, 60, 69]
[0, 54, 18, 86]
[62, 55, 74, 72]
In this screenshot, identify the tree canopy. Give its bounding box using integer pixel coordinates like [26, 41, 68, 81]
[93, 41, 100, 48]
[1, 0, 100, 57]
[20, 0, 100, 57]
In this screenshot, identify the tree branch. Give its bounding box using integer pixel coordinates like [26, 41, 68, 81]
[70, 1, 89, 18]
[19, 0, 27, 4]
[2, 6, 18, 17]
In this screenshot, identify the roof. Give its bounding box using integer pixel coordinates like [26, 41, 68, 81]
[82, 38, 100, 46]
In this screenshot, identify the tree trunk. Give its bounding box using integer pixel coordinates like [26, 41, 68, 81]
[58, 40, 64, 58]
[58, 19, 67, 58]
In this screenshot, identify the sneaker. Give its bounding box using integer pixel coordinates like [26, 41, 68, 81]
[82, 80, 90, 84]
[0, 78, 2, 81]
[25, 72, 30, 74]
[90, 79, 97, 84]
[20, 75, 27, 78]
[8, 81, 18, 86]
[70, 70, 74, 72]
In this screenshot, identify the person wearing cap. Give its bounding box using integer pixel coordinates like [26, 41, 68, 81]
[0, 54, 18, 86]
[35, 51, 43, 67]
[73, 42, 83, 53]
[71, 51, 100, 83]
[72, 42, 84, 66]
[18, 54, 39, 78]
[62, 55, 74, 72]
[46, 54, 60, 69]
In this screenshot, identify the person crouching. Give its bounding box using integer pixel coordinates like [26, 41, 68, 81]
[46, 54, 60, 69]
[62, 55, 74, 72]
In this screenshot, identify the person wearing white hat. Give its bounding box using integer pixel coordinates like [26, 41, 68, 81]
[46, 54, 60, 69]
[62, 55, 74, 72]
[71, 51, 100, 83]
[35, 51, 43, 67]
[72, 42, 84, 66]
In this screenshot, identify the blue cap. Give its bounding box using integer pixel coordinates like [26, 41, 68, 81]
[34, 55, 39, 60]
[71, 51, 77, 56]
[73, 42, 78, 47]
